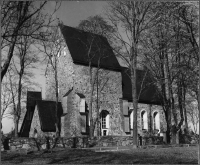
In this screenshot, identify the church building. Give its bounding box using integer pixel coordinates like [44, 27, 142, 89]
[20, 25, 166, 139]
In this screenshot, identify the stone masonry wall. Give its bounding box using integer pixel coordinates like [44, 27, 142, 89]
[6, 135, 164, 152]
[151, 105, 167, 133]
[72, 64, 124, 136]
[45, 46, 74, 101]
[29, 105, 42, 137]
[45, 44, 124, 137]
[61, 89, 83, 137]
[137, 104, 166, 136]
[121, 103, 166, 136]
[45, 43, 166, 138]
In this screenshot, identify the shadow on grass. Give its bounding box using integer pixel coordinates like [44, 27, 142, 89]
[47, 147, 198, 164]
[2, 153, 25, 164]
[2, 147, 198, 164]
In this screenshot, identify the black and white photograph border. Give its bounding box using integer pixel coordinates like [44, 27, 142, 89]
[0, 1, 199, 164]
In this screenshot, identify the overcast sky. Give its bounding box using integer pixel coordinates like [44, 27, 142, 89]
[2, 1, 108, 134]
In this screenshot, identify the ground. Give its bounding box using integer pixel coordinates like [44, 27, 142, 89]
[1, 146, 198, 164]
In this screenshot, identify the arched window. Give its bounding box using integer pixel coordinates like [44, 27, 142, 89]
[100, 110, 109, 136]
[153, 112, 160, 130]
[141, 110, 148, 130]
[130, 110, 133, 129]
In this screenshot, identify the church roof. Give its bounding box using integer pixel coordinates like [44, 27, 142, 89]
[59, 24, 121, 72]
[20, 91, 42, 137]
[121, 67, 162, 105]
[36, 100, 63, 132]
[27, 91, 42, 106]
[19, 91, 63, 137]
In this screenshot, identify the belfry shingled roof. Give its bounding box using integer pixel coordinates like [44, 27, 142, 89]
[121, 67, 162, 105]
[59, 24, 121, 71]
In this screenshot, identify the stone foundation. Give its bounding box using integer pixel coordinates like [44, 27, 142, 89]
[4, 135, 165, 152]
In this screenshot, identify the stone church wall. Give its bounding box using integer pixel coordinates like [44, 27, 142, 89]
[29, 105, 42, 138]
[45, 44, 125, 136]
[45, 44, 166, 137]
[137, 104, 166, 136]
[72, 64, 124, 136]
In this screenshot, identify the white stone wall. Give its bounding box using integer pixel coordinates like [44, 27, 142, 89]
[29, 106, 42, 137]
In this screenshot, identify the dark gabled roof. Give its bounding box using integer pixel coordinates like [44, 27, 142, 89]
[36, 100, 63, 132]
[76, 93, 85, 98]
[20, 91, 64, 136]
[59, 24, 121, 72]
[27, 91, 42, 107]
[121, 67, 162, 105]
[20, 91, 42, 137]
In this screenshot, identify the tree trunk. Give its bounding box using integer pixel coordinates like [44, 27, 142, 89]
[171, 129, 176, 144]
[8, 69, 19, 137]
[183, 86, 188, 131]
[89, 67, 97, 137]
[52, 61, 59, 149]
[130, 46, 138, 148]
[55, 61, 60, 137]
[14, 115, 19, 137]
[171, 125, 178, 144]
[96, 69, 100, 137]
[1, 32, 18, 81]
[166, 127, 171, 144]
[164, 106, 171, 144]
[16, 71, 23, 137]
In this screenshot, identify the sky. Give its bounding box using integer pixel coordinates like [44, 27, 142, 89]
[2, 1, 108, 134]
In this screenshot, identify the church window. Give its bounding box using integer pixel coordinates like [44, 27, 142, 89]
[141, 110, 148, 130]
[153, 111, 160, 130]
[101, 110, 109, 136]
[101, 111, 107, 128]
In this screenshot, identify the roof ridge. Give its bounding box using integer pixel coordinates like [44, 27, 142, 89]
[36, 100, 62, 103]
[60, 24, 107, 40]
[27, 91, 41, 93]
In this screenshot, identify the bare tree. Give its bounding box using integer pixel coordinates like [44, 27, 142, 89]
[140, 2, 199, 144]
[106, 1, 158, 148]
[39, 25, 65, 141]
[1, 77, 15, 122]
[77, 15, 116, 137]
[1, 1, 60, 81]
[7, 69, 18, 135]
[11, 34, 39, 137]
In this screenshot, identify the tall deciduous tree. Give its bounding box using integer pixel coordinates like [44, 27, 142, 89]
[1, 1, 60, 81]
[39, 25, 65, 141]
[106, 1, 158, 147]
[11, 34, 39, 137]
[141, 2, 198, 143]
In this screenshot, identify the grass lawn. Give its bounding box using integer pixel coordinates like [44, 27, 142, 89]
[1, 146, 198, 164]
